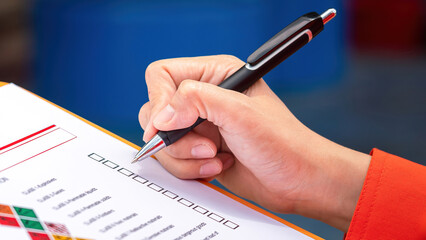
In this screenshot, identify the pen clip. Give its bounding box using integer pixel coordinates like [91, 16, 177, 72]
[247, 12, 324, 69]
[245, 29, 313, 71]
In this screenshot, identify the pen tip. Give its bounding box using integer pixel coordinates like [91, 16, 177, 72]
[131, 159, 139, 164]
[130, 135, 166, 164]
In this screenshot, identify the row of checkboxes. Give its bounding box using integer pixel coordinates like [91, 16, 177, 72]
[88, 153, 239, 229]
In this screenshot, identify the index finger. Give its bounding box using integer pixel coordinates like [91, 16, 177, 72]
[142, 55, 244, 141]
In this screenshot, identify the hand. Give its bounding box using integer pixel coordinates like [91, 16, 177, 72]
[138, 55, 371, 231]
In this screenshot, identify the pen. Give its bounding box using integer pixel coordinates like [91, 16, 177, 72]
[132, 8, 337, 163]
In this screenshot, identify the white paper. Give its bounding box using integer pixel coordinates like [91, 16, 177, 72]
[0, 84, 316, 240]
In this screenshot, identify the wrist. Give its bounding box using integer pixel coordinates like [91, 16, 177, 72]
[292, 133, 371, 231]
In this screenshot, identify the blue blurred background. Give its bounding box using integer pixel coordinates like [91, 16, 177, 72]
[1, 0, 425, 239]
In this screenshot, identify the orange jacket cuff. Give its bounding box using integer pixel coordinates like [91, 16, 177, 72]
[345, 148, 426, 239]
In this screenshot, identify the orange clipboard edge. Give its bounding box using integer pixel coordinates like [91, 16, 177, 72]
[0, 81, 323, 240]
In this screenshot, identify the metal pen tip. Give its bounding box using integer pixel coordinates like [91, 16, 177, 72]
[131, 134, 166, 164]
[320, 8, 337, 25]
[131, 155, 141, 164]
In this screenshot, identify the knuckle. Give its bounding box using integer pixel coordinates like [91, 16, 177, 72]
[139, 101, 151, 113]
[179, 80, 201, 98]
[146, 60, 163, 72]
[215, 55, 244, 78]
[178, 80, 207, 118]
[218, 54, 243, 64]
[145, 59, 169, 80]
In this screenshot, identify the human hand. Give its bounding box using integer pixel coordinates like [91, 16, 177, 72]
[138, 55, 371, 231]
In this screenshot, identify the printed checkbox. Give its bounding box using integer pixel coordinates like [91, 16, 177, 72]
[178, 198, 194, 207]
[148, 183, 163, 192]
[162, 190, 178, 199]
[223, 220, 239, 229]
[208, 213, 224, 222]
[88, 153, 104, 162]
[118, 168, 133, 177]
[193, 206, 208, 215]
[133, 175, 148, 184]
[103, 160, 118, 169]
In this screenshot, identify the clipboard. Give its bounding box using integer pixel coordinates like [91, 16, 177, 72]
[0, 82, 322, 240]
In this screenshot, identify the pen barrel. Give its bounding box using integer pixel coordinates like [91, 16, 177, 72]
[253, 30, 314, 75]
[218, 65, 263, 92]
[247, 12, 324, 67]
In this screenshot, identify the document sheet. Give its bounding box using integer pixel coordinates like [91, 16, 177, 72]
[0, 84, 316, 240]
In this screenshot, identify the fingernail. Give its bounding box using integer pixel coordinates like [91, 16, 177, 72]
[191, 144, 215, 158]
[199, 161, 221, 177]
[153, 104, 175, 126]
[142, 130, 152, 143]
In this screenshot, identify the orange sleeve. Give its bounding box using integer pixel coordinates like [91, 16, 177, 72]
[345, 148, 426, 239]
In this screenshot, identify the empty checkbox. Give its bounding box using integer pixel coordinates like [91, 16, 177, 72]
[223, 220, 239, 229]
[133, 175, 148, 184]
[118, 168, 133, 177]
[193, 206, 208, 215]
[162, 190, 178, 199]
[208, 213, 224, 222]
[103, 160, 118, 169]
[88, 153, 104, 162]
[148, 183, 163, 192]
[178, 198, 194, 207]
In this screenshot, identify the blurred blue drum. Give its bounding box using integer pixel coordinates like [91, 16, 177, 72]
[33, 0, 343, 135]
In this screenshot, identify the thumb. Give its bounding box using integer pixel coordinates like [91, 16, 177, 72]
[152, 80, 251, 132]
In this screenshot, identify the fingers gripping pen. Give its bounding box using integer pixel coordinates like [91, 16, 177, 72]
[132, 9, 337, 163]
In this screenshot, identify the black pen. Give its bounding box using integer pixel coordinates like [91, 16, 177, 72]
[132, 8, 337, 163]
